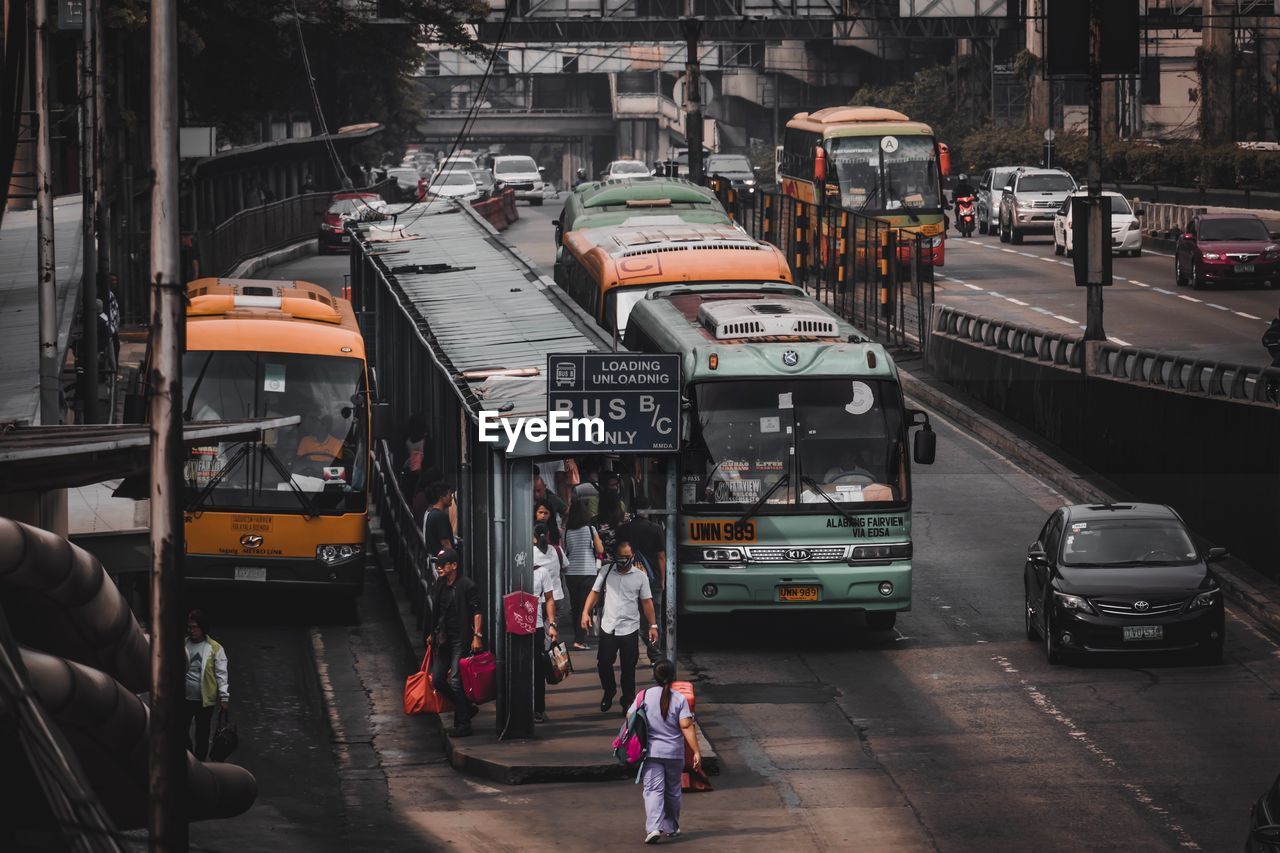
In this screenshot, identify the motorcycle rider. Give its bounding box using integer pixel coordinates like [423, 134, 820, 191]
[572, 167, 589, 189]
[952, 173, 977, 210]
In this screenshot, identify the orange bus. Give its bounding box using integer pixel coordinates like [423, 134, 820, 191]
[556, 221, 793, 338]
[180, 278, 377, 593]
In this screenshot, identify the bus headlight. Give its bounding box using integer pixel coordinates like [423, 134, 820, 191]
[317, 543, 364, 565]
[701, 548, 743, 563]
[850, 543, 912, 561]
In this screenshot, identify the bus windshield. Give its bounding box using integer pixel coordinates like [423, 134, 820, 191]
[829, 135, 940, 214]
[681, 378, 907, 509]
[182, 351, 368, 512]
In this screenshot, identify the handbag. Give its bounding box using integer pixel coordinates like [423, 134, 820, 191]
[403, 645, 454, 716]
[460, 651, 497, 705]
[546, 640, 573, 685]
[209, 708, 238, 762]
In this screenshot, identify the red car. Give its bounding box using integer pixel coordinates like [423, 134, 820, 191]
[317, 192, 386, 254]
[1174, 213, 1280, 290]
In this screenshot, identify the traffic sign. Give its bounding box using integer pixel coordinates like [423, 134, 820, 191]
[1044, 128, 1056, 143]
[547, 353, 682, 454]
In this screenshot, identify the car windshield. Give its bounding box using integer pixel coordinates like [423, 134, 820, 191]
[681, 378, 907, 509]
[495, 157, 538, 175]
[1109, 195, 1132, 214]
[993, 169, 1019, 190]
[1060, 518, 1199, 567]
[471, 170, 493, 187]
[707, 155, 752, 173]
[612, 161, 649, 175]
[436, 173, 475, 187]
[182, 351, 367, 512]
[327, 198, 369, 215]
[1018, 174, 1075, 192]
[1199, 218, 1270, 241]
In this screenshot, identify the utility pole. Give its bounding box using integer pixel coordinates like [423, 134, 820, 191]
[149, 0, 187, 848]
[1083, 0, 1106, 343]
[33, 0, 59, 425]
[79, 0, 99, 424]
[683, 10, 703, 185]
[93, 0, 109, 330]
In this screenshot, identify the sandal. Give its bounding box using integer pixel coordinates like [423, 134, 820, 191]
[573, 642, 591, 650]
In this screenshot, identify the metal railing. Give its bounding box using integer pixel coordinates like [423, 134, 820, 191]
[709, 182, 936, 351]
[371, 439, 436, 636]
[198, 179, 399, 278]
[932, 304, 1280, 408]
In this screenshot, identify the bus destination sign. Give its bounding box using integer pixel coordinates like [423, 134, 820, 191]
[547, 353, 682, 454]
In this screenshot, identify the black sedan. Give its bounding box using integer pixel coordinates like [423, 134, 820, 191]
[1250, 774, 1280, 852]
[1023, 502, 1226, 664]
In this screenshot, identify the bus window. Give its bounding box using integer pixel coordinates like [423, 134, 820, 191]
[883, 137, 939, 211]
[831, 137, 879, 211]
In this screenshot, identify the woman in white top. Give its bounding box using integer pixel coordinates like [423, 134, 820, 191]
[532, 525, 561, 723]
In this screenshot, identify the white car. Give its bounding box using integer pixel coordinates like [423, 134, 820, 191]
[423, 170, 481, 202]
[436, 156, 480, 176]
[602, 160, 652, 180]
[492, 155, 547, 206]
[1053, 191, 1143, 258]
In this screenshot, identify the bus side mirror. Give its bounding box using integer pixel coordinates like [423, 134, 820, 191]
[913, 423, 936, 465]
[938, 142, 951, 178]
[813, 146, 827, 183]
[370, 401, 391, 441]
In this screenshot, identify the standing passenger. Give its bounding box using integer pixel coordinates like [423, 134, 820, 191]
[638, 659, 701, 844]
[425, 549, 482, 737]
[563, 500, 603, 650]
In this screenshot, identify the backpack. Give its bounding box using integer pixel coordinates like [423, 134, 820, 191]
[611, 690, 650, 770]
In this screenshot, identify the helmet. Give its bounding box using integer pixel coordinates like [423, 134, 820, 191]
[959, 173, 968, 182]
[576, 167, 586, 178]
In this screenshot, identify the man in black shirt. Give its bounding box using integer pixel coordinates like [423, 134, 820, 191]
[425, 549, 483, 736]
[615, 498, 667, 661]
[422, 482, 456, 556]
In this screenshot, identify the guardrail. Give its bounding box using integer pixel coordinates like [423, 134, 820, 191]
[708, 183, 935, 351]
[932, 304, 1280, 407]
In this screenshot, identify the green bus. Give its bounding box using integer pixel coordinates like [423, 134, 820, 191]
[555, 175, 730, 251]
[623, 283, 936, 627]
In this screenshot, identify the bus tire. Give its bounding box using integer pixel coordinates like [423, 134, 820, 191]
[865, 611, 897, 631]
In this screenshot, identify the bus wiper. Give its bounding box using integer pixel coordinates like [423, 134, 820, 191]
[856, 183, 881, 213]
[257, 444, 320, 518]
[735, 473, 789, 530]
[886, 185, 920, 222]
[187, 442, 250, 514]
[183, 351, 215, 420]
[800, 475, 860, 527]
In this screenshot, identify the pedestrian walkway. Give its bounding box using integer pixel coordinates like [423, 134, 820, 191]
[0, 196, 84, 425]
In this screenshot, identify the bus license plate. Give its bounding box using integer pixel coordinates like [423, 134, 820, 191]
[235, 567, 267, 582]
[1123, 625, 1163, 641]
[778, 585, 819, 602]
[686, 519, 756, 544]
[1235, 264, 1254, 273]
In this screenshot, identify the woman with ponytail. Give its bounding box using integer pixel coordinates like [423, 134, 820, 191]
[637, 659, 701, 844]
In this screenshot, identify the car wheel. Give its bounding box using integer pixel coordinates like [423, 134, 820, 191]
[1053, 236, 1064, 256]
[1044, 606, 1062, 664]
[1011, 227, 1024, 245]
[1174, 256, 1185, 286]
[865, 611, 897, 631]
[979, 214, 989, 236]
[1065, 245, 1073, 258]
[1190, 261, 1203, 290]
[999, 216, 1011, 243]
[1025, 592, 1038, 641]
[1131, 248, 1142, 258]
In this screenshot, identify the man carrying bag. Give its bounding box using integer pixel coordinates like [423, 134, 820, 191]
[579, 540, 660, 714]
[424, 549, 484, 736]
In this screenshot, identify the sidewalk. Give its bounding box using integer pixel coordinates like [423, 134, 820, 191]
[0, 196, 84, 425]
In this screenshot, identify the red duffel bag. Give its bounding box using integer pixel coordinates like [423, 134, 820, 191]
[403, 646, 453, 716]
[460, 651, 497, 705]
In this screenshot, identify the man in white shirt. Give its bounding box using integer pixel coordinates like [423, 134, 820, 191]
[579, 540, 659, 713]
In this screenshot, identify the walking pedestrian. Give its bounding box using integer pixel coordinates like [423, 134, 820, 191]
[563, 500, 604, 650]
[532, 528, 560, 724]
[425, 548, 483, 736]
[422, 482, 457, 556]
[579, 540, 659, 713]
[638, 659, 701, 844]
[616, 498, 668, 662]
[183, 610, 229, 761]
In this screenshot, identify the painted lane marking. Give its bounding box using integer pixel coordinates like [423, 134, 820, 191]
[1053, 314, 1080, 324]
[1143, 248, 1176, 258]
[1236, 310, 1262, 320]
[1032, 307, 1053, 315]
[987, 290, 1003, 297]
[1006, 297, 1030, 306]
[1207, 303, 1230, 311]
[1018, 252, 1037, 258]
[1001, 248, 1019, 254]
[1130, 280, 1150, 287]
[1108, 336, 1133, 346]
[1059, 261, 1072, 267]
[1113, 277, 1128, 283]
[1040, 257, 1057, 263]
[963, 283, 984, 291]
[1177, 295, 1202, 303]
[989, 656, 1202, 851]
[1152, 287, 1174, 295]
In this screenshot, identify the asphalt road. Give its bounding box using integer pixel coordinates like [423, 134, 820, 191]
[202, 208, 1280, 852]
[938, 228, 1279, 367]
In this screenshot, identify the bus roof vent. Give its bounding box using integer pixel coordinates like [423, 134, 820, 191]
[241, 285, 275, 297]
[698, 298, 841, 340]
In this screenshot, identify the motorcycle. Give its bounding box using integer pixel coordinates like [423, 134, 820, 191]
[955, 195, 976, 237]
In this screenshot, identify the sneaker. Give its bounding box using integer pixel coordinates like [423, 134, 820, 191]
[446, 724, 473, 737]
[644, 830, 662, 844]
[533, 711, 545, 723]
[665, 829, 680, 838]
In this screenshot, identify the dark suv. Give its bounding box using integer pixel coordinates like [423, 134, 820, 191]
[1174, 213, 1280, 290]
[1023, 502, 1227, 665]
